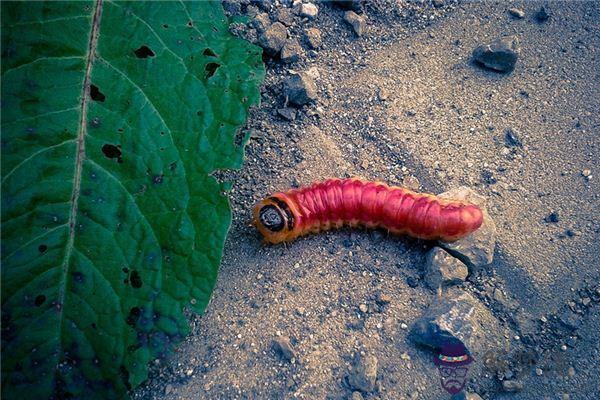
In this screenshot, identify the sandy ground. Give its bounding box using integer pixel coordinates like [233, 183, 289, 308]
[135, 1, 599, 399]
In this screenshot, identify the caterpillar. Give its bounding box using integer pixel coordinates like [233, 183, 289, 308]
[253, 178, 483, 244]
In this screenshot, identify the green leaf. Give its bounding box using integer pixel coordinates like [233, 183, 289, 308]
[1, 1, 264, 398]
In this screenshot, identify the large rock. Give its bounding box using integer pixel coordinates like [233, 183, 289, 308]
[472, 36, 519, 73]
[347, 353, 378, 392]
[258, 22, 287, 56]
[284, 72, 318, 106]
[424, 247, 469, 290]
[410, 292, 479, 352]
[438, 187, 496, 269]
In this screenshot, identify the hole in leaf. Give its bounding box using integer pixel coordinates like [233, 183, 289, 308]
[187, 21, 193, 27]
[126, 307, 141, 327]
[130, 271, 143, 288]
[90, 84, 105, 102]
[134, 45, 155, 58]
[162, 24, 168, 28]
[122, 267, 129, 273]
[35, 295, 46, 306]
[203, 48, 217, 57]
[38, 244, 47, 253]
[102, 144, 122, 162]
[152, 175, 163, 185]
[205, 62, 220, 78]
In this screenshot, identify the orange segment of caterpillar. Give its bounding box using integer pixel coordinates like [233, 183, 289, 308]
[253, 178, 484, 244]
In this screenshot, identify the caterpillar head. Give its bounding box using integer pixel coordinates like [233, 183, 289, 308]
[253, 196, 295, 244]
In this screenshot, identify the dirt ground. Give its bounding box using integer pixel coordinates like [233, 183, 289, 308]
[135, 1, 599, 399]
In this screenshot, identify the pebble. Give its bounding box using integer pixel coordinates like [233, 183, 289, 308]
[277, 8, 295, 26]
[351, 391, 365, 400]
[252, 12, 271, 33]
[277, 107, 297, 121]
[472, 36, 520, 73]
[535, 367, 543, 376]
[567, 366, 575, 377]
[508, 7, 525, 19]
[273, 337, 297, 361]
[298, 3, 318, 19]
[377, 87, 389, 101]
[359, 304, 368, 313]
[305, 27, 322, 49]
[285, 72, 318, 106]
[502, 379, 524, 392]
[424, 247, 469, 290]
[344, 11, 367, 37]
[376, 292, 392, 305]
[400, 322, 408, 330]
[582, 169, 592, 179]
[402, 175, 420, 191]
[280, 39, 303, 63]
[347, 353, 378, 392]
[258, 22, 288, 56]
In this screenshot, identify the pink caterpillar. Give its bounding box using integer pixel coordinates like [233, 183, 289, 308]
[253, 178, 483, 244]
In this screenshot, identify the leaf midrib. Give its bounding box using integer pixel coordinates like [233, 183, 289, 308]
[57, 0, 103, 348]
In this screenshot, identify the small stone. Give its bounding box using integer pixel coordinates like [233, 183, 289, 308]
[377, 87, 389, 101]
[359, 304, 368, 313]
[424, 247, 469, 290]
[400, 352, 411, 361]
[535, 6, 550, 23]
[402, 175, 420, 191]
[273, 337, 297, 361]
[562, 395, 570, 400]
[305, 27, 322, 49]
[258, 22, 287, 56]
[567, 366, 575, 377]
[502, 379, 524, 392]
[540, 315, 548, 323]
[277, 107, 297, 121]
[504, 128, 522, 147]
[344, 11, 366, 37]
[508, 8, 525, 19]
[544, 212, 560, 223]
[285, 72, 318, 107]
[376, 292, 392, 305]
[535, 368, 543, 376]
[347, 353, 378, 392]
[439, 187, 497, 268]
[276, 8, 295, 26]
[298, 3, 318, 19]
[280, 38, 303, 63]
[472, 36, 520, 73]
[400, 322, 408, 330]
[432, 0, 445, 8]
[351, 391, 365, 400]
[252, 12, 271, 33]
[582, 169, 592, 177]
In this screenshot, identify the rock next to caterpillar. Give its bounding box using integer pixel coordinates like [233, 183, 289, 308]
[253, 178, 484, 244]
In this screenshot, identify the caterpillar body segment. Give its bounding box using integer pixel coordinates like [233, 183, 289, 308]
[253, 178, 483, 244]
